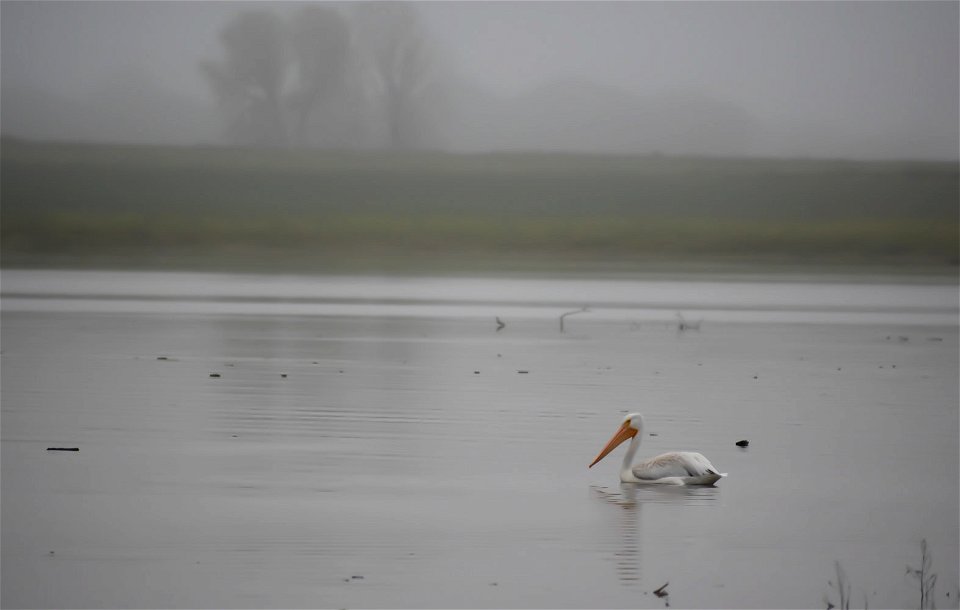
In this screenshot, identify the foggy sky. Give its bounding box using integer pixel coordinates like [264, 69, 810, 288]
[2, 1, 958, 160]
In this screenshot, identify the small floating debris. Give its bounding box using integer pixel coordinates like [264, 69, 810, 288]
[47, 447, 79, 452]
[676, 312, 701, 332]
[649, 432, 658, 437]
[474, 371, 480, 375]
[654, 582, 669, 598]
[157, 356, 169, 361]
[753, 375, 758, 379]
[209, 373, 221, 378]
[496, 317, 506, 332]
[281, 373, 287, 378]
[517, 370, 529, 374]
[736, 440, 749, 447]
[351, 575, 364, 580]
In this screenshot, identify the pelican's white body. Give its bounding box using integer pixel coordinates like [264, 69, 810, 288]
[595, 413, 726, 485]
[620, 448, 725, 485]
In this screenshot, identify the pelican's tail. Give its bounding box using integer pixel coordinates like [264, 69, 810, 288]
[685, 472, 726, 486]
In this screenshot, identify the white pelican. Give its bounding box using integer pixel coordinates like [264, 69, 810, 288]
[589, 413, 726, 485]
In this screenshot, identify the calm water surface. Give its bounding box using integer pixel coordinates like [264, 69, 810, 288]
[2, 270, 958, 608]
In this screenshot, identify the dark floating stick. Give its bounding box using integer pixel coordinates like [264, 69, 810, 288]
[47, 447, 79, 452]
[736, 439, 749, 447]
[559, 306, 589, 333]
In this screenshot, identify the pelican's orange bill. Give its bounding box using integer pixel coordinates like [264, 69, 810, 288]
[588, 421, 638, 468]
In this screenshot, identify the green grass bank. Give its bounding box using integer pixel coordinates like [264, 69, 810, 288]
[2, 138, 957, 275]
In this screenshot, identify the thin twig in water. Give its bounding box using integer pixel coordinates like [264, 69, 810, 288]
[821, 541, 947, 610]
[907, 538, 937, 610]
[559, 306, 588, 333]
[653, 582, 669, 607]
[825, 561, 851, 610]
[676, 312, 701, 333]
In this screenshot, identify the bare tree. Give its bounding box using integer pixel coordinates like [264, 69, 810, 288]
[352, 2, 435, 150]
[201, 5, 435, 150]
[288, 5, 351, 146]
[200, 11, 290, 147]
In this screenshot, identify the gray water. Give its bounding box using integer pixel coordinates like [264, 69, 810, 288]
[2, 270, 958, 609]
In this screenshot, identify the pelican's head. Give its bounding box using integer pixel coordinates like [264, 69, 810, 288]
[588, 412, 643, 468]
[622, 412, 644, 430]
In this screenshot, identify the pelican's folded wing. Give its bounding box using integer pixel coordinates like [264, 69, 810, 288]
[632, 451, 721, 480]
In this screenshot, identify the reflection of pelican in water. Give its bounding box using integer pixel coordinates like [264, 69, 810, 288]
[589, 413, 726, 485]
[592, 483, 720, 589]
[592, 484, 642, 585]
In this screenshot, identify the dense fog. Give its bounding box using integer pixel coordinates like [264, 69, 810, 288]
[2, 1, 957, 160]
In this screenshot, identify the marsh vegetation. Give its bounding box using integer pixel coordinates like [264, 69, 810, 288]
[2, 139, 956, 273]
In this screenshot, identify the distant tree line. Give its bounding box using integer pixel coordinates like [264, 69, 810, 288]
[200, 3, 438, 150]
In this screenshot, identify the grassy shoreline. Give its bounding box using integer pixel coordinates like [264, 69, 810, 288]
[3, 139, 957, 277]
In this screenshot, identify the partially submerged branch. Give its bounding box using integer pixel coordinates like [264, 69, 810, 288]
[676, 312, 701, 332]
[559, 306, 589, 333]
